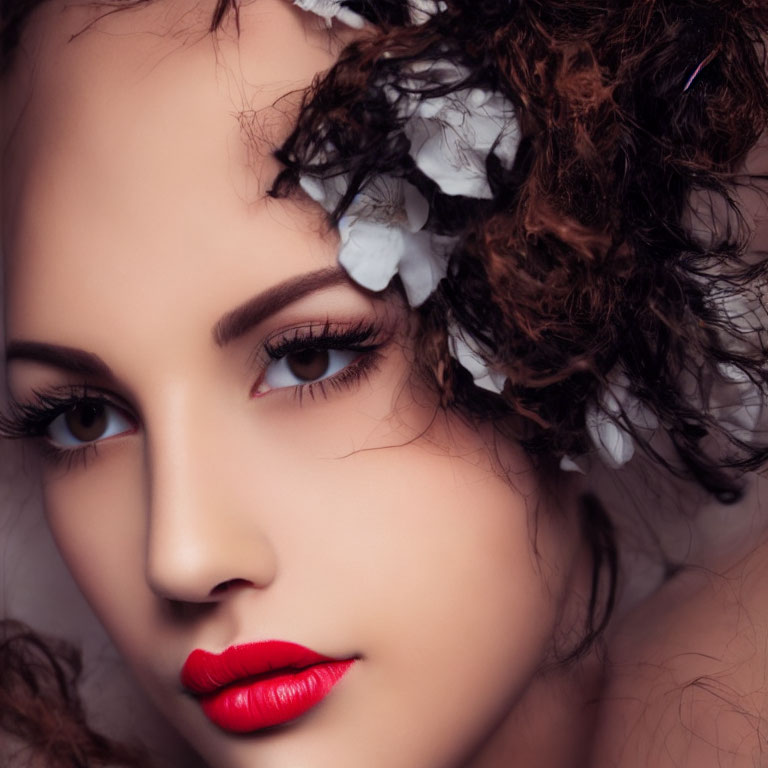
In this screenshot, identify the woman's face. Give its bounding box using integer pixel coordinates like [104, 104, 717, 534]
[2, 2, 584, 767]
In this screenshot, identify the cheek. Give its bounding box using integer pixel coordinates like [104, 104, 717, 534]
[269, 439, 567, 763]
[41, 446, 150, 648]
[40, 408, 572, 768]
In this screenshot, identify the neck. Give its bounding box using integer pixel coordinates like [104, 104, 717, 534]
[466, 648, 604, 768]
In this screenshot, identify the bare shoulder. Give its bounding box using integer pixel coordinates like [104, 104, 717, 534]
[590, 540, 768, 768]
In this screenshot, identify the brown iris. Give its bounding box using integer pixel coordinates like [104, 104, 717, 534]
[286, 349, 330, 381]
[64, 403, 108, 442]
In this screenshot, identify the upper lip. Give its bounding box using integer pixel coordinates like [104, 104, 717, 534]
[181, 641, 339, 695]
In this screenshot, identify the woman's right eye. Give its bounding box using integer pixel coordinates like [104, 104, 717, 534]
[47, 401, 135, 448]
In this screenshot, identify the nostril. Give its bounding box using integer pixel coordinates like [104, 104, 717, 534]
[211, 578, 252, 595]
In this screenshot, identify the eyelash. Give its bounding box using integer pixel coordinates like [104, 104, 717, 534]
[0, 387, 131, 468]
[259, 320, 386, 402]
[0, 320, 388, 465]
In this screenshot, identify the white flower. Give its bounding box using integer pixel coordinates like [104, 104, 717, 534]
[293, 0, 445, 27]
[292, 0, 365, 28]
[338, 221, 449, 306]
[559, 455, 587, 475]
[339, 177, 450, 306]
[585, 407, 635, 470]
[299, 172, 349, 211]
[711, 363, 765, 441]
[677, 360, 765, 444]
[300, 172, 450, 306]
[447, 323, 507, 393]
[406, 89, 520, 198]
[585, 370, 659, 469]
[408, 0, 447, 24]
[390, 61, 521, 198]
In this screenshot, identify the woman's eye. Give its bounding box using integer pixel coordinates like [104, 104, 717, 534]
[261, 348, 359, 391]
[47, 402, 134, 448]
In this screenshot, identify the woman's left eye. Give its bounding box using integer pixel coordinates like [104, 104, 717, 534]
[47, 402, 134, 448]
[259, 348, 359, 393]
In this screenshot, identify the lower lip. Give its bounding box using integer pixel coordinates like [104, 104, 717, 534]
[197, 660, 355, 733]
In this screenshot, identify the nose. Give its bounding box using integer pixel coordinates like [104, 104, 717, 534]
[143, 390, 278, 603]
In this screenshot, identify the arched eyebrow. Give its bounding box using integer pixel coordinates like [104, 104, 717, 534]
[212, 265, 351, 347]
[4, 266, 353, 372]
[5, 341, 112, 377]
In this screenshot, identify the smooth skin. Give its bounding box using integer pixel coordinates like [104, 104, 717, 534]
[591, 539, 768, 768]
[2, 2, 599, 766]
[591, 487, 768, 768]
[589, 140, 768, 768]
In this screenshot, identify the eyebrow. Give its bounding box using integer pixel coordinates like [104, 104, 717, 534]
[5, 341, 114, 377]
[4, 266, 354, 372]
[212, 265, 351, 347]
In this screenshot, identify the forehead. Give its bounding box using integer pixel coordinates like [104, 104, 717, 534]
[2, 0, 345, 345]
[3, 0, 324, 193]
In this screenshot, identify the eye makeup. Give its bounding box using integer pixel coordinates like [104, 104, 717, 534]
[0, 315, 395, 465]
[253, 318, 389, 401]
[0, 386, 138, 468]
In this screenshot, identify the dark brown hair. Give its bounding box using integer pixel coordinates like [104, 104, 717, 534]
[0, 619, 150, 767]
[5, 3, 766, 496]
[0, 0, 766, 759]
[271, 0, 768, 502]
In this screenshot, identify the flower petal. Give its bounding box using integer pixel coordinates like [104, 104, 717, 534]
[292, 0, 364, 28]
[602, 369, 659, 430]
[403, 182, 430, 232]
[712, 363, 765, 438]
[400, 82, 520, 198]
[494, 116, 522, 169]
[408, 0, 447, 24]
[585, 404, 636, 469]
[397, 231, 448, 306]
[299, 173, 349, 212]
[560, 455, 587, 474]
[337, 217, 403, 292]
[448, 326, 506, 394]
[407, 117, 493, 198]
[335, 6, 366, 28]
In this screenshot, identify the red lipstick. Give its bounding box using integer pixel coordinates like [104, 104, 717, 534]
[181, 641, 355, 733]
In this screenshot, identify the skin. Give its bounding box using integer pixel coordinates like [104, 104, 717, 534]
[2, 2, 599, 766]
[591, 537, 768, 768]
[588, 139, 768, 768]
[590, 478, 768, 768]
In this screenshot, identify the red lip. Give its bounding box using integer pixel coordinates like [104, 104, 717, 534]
[181, 641, 355, 733]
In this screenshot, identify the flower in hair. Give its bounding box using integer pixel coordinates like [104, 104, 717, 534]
[292, 0, 445, 27]
[447, 323, 506, 394]
[297, 59, 521, 389]
[292, 0, 365, 28]
[407, 0, 448, 24]
[584, 370, 659, 470]
[710, 363, 765, 442]
[300, 173, 452, 306]
[559, 455, 587, 475]
[389, 61, 521, 198]
[565, 361, 766, 474]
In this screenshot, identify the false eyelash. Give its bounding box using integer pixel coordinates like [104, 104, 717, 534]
[0, 320, 390, 466]
[263, 319, 385, 360]
[259, 319, 389, 403]
[40, 441, 102, 470]
[0, 386, 105, 439]
[0, 387, 133, 467]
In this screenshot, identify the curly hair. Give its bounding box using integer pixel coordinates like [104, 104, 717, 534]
[4, 1, 767, 501]
[0, 0, 766, 753]
[270, 0, 768, 502]
[0, 620, 150, 768]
